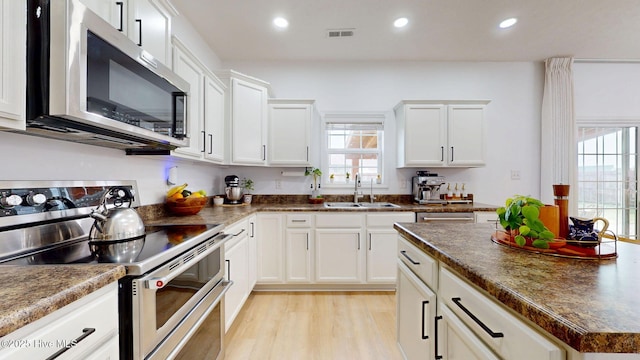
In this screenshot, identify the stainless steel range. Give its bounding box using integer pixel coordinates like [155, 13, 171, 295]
[0, 181, 232, 360]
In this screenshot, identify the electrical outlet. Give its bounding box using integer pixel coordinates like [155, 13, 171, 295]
[400, 179, 407, 189]
[275, 179, 282, 189]
[511, 170, 521, 180]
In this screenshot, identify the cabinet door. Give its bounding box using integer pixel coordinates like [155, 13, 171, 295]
[268, 101, 312, 166]
[366, 229, 398, 283]
[314, 229, 363, 283]
[438, 304, 499, 360]
[285, 229, 312, 282]
[224, 236, 249, 332]
[203, 74, 226, 162]
[447, 104, 486, 166]
[256, 214, 284, 283]
[0, 0, 25, 130]
[231, 78, 267, 165]
[81, 0, 126, 31]
[397, 261, 437, 360]
[171, 45, 204, 158]
[403, 104, 446, 166]
[128, 0, 171, 65]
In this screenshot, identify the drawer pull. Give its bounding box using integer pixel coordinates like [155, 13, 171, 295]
[232, 228, 246, 237]
[435, 316, 443, 359]
[421, 300, 429, 340]
[291, 219, 307, 223]
[400, 250, 420, 265]
[45, 327, 95, 360]
[452, 297, 504, 338]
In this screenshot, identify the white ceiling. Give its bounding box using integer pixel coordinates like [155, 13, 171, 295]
[170, 0, 640, 62]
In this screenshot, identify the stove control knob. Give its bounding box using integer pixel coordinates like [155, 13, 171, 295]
[26, 193, 47, 206]
[0, 194, 23, 207]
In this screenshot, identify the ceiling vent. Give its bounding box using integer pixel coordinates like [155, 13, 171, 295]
[327, 28, 355, 38]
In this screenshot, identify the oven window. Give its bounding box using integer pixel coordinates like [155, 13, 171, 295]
[155, 248, 222, 329]
[86, 31, 185, 137]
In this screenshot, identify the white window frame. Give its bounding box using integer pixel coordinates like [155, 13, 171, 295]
[321, 112, 386, 189]
[576, 117, 639, 241]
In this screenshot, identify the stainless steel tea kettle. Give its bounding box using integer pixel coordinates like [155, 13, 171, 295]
[89, 187, 145, 241]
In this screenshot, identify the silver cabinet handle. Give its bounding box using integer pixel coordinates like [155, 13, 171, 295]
[233, 228, 246, 237]
[291, 219, 307, 223]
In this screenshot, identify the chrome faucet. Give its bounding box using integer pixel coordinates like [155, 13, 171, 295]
[353, 173, 363, 203]
[370, 179, 376, 203]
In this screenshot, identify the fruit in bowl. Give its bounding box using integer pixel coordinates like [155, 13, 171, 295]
[165, 183, 208, 215]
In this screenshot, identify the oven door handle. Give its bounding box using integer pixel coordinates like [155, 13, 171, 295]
[144, 233, 233, 290]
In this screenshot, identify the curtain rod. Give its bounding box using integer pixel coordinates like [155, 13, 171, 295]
[574, 58, 640, 64]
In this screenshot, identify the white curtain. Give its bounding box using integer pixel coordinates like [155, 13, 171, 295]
[540, 57, 576, 205]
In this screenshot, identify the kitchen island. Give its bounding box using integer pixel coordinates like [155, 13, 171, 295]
[394, 222, 640, 356]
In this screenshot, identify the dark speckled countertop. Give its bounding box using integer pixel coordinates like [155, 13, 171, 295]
[0, 265, 125, 337]
[0, 200, 495, 338]
[394, 222, 640, 353]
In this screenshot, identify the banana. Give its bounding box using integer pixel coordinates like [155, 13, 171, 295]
[167, 183, 188, 197]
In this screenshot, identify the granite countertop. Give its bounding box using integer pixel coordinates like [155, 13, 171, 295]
[394, 222, 640, 353]
[0, 265, 126, 337]
[142, 201, 499, 226]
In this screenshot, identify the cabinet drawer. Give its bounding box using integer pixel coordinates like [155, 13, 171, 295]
[225, 218, 249, 250]
[397, 235, 438, 289]
[315, 213, 363, 228]
[366, 212, 415, 227]
[475, 212, 499, 224]
[0, 283, 118, 360]
[286, 214, 313, 228]
[439, 267, 564, 360]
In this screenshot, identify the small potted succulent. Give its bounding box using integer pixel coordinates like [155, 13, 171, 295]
[496, 195, 556, 248]
[241, 178, 254, 204]
[329, 174, 335, 183]
[345, 172, 350, 183]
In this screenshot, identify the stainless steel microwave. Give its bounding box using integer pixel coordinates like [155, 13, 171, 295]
[24, 0, 190, 154]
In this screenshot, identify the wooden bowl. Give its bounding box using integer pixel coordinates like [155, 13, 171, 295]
[165, 196, 208, 215]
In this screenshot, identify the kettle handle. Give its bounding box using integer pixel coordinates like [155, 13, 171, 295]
[592, 217, 609, 235]
[107, 187, 135, 208]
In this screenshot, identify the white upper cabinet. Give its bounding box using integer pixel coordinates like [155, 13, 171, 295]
[82, 0, 173, 65]
[171, 38, 226, 163]
[395, 100, 490, 168]
[203, 74, 226, 162]
[215, 70, 271, 166]
[0, 0, 26, 130]
[268, 99, 314, 166]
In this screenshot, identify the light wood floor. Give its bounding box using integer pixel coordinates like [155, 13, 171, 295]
[224, 291, 403, 360]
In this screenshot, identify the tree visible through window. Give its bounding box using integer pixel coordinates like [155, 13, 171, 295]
[325, 122, 383, 185]
[577, 127, 638, 240]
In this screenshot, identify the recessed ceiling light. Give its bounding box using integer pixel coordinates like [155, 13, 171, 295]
[394, 17, 409, 28]
[499, 18, 517, 29]
[273, 17, 289, 29]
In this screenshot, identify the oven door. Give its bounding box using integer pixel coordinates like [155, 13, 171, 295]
[130, 233, 232, 359]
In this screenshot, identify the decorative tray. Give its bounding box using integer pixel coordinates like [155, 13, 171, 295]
[491, 230, 617, 259]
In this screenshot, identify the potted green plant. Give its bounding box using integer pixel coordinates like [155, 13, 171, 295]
[241, 178, 254, 204]
[345, 172, 350, 183]
[329, 174, 335, 183]
[496, 195, 555, 248]
[305, 167, 323, 200]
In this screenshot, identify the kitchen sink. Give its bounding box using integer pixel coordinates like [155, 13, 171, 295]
[324, 202, 400, 209]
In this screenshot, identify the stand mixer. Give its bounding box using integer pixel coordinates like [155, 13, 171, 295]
[412, 172, 446, 204]
[224, 175, 243, 204]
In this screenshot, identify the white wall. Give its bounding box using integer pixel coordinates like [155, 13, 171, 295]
[574, 62, 640, 118]
[223, 60, 545, 205]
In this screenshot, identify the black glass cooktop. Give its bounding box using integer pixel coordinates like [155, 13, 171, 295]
[0, 224, 220, 267]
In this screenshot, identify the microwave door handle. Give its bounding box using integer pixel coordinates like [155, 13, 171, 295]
[144, 233, 233, 289]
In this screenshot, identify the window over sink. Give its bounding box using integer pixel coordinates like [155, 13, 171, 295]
[322, 112, 385, 186]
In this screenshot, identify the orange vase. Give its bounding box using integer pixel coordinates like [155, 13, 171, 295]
[538, 205, 560, 238]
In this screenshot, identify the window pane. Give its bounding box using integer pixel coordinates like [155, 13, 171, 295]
[325, 124, 383, 184]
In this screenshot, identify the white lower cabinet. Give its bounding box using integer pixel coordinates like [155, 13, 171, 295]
[224, 218, 251, 332]
[285, 214, 313, 282]
[315, 213, 364, 283]
[256, 213, 285, 283]
[367, 213, 415, 283]
[0, 282, 119, 360]
[397, 260, 437, 360]
[397, 234, 565, 360]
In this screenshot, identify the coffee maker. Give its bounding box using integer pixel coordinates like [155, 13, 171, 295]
[224, 175, 243, 204]
[412, 171, 446, 204]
